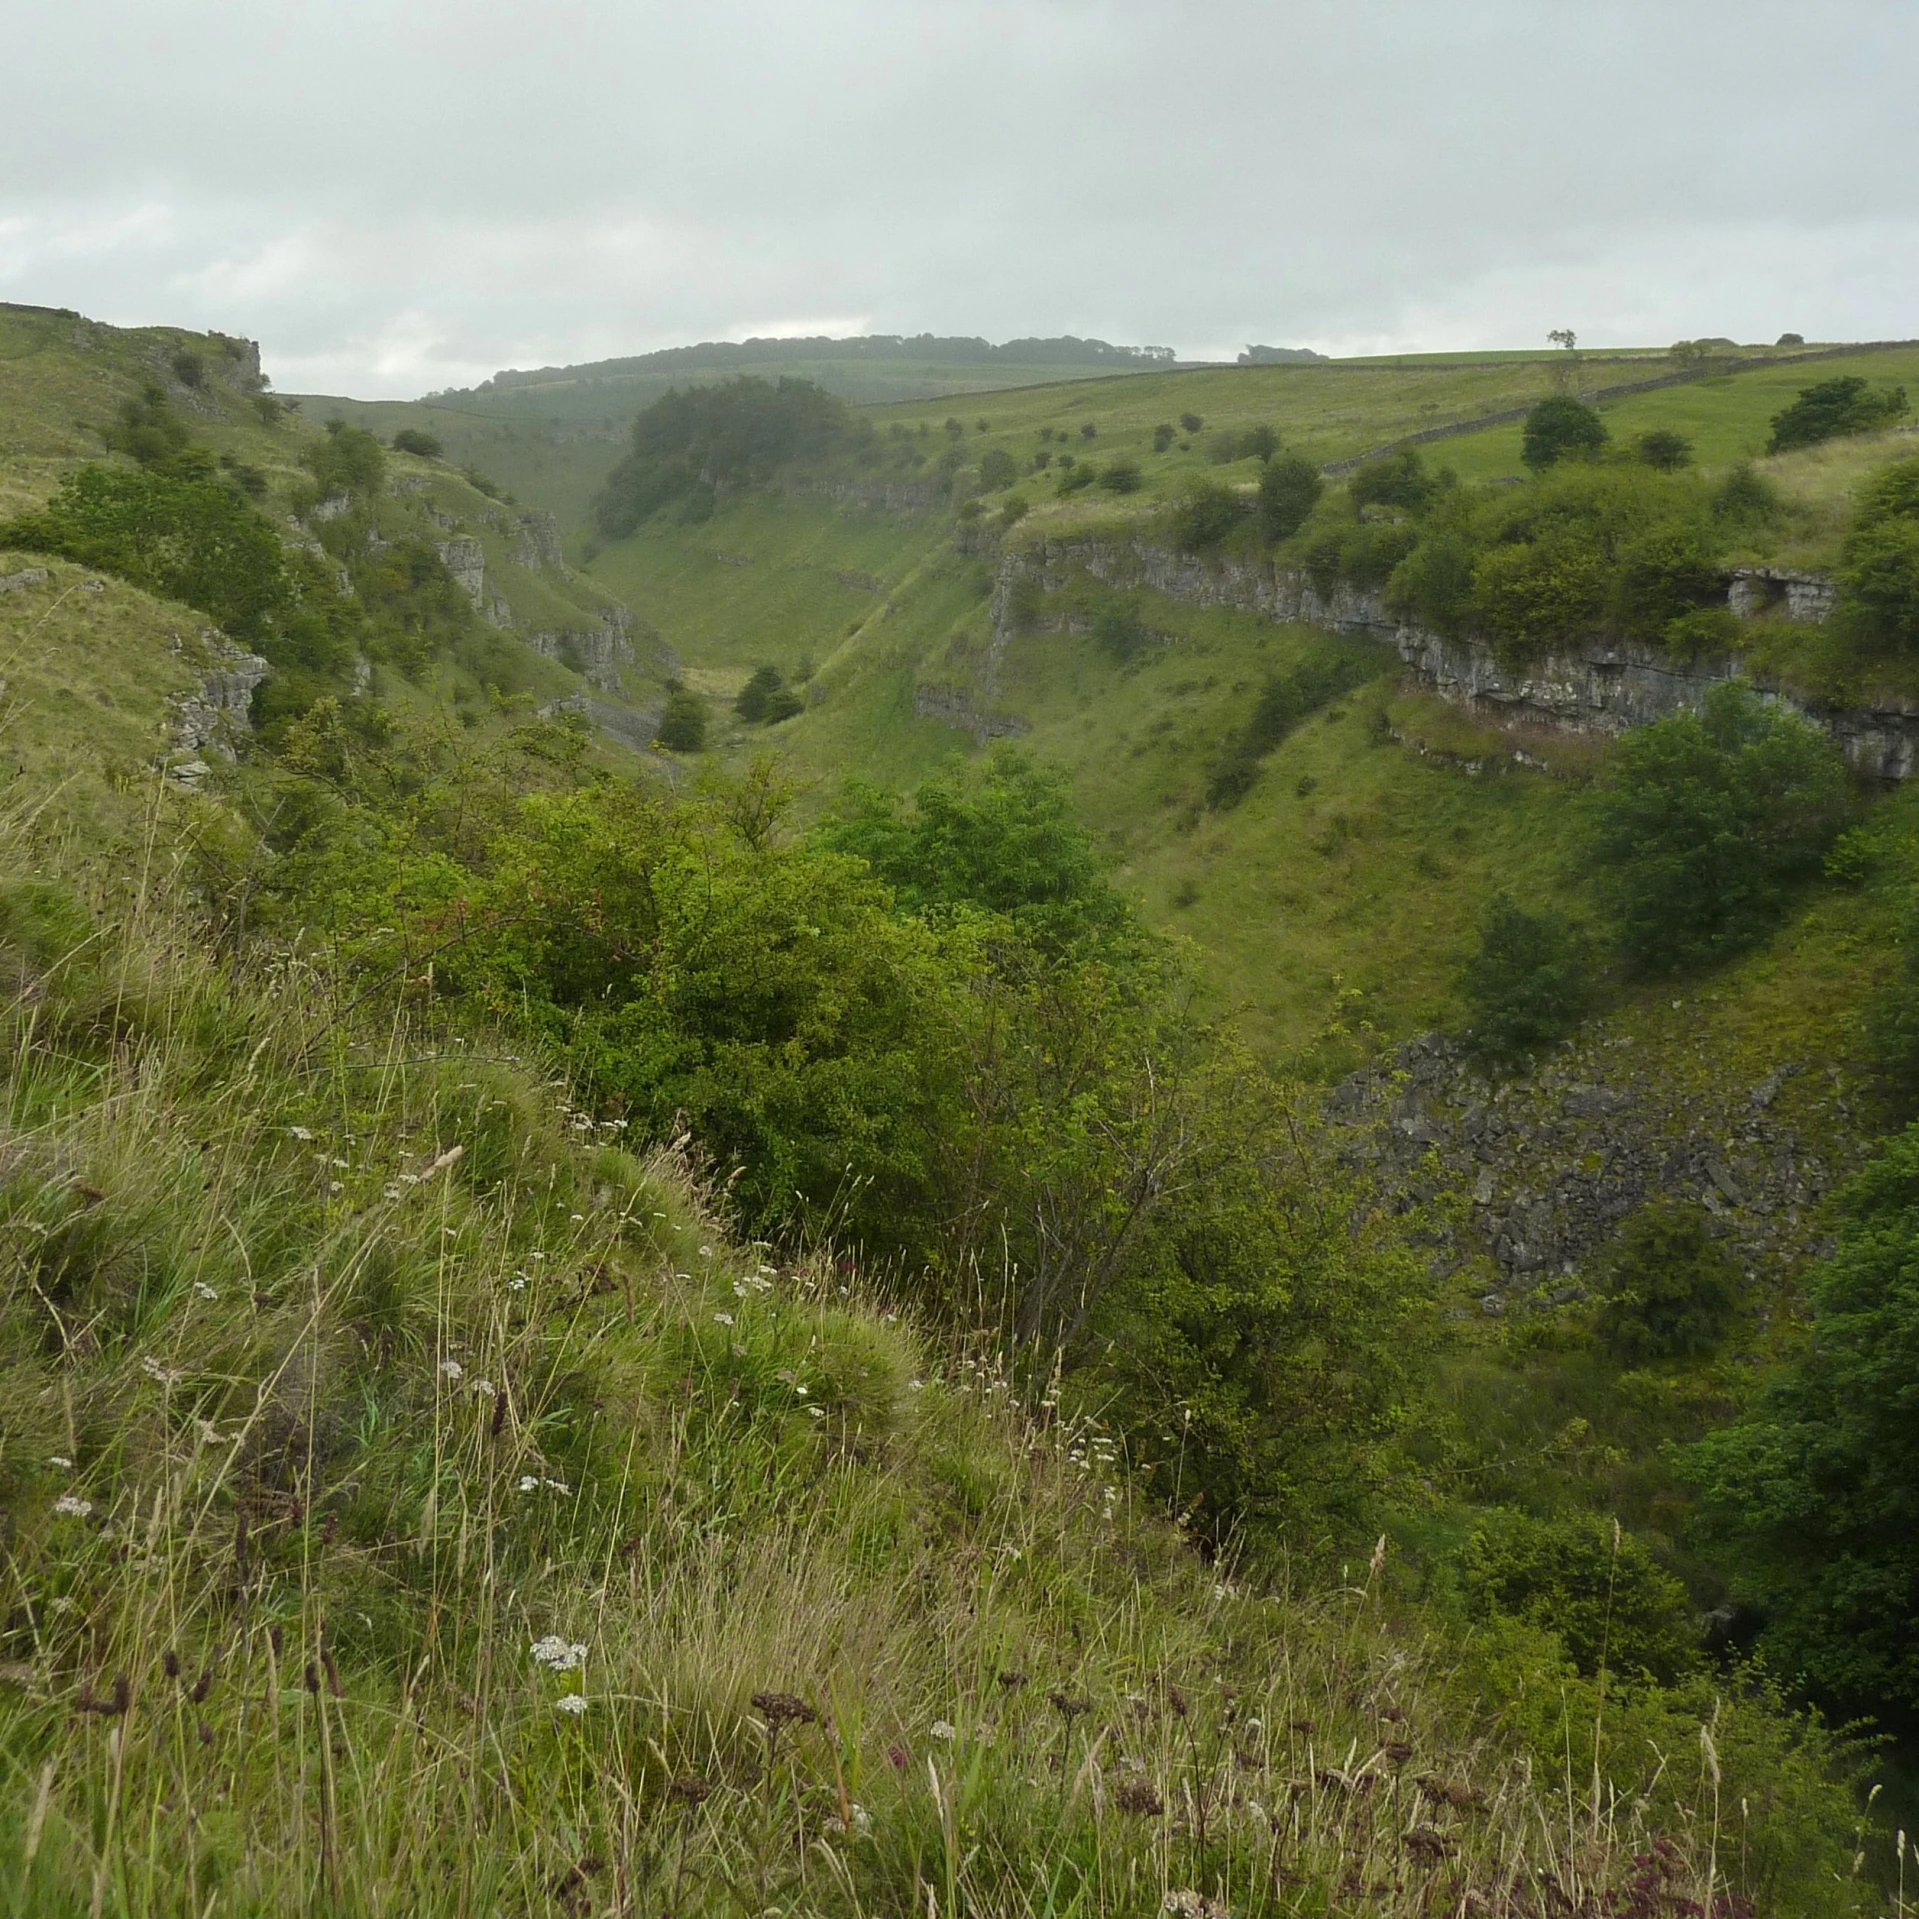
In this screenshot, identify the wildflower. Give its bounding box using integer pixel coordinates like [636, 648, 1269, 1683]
[805, 1405, 826, 1420]
[383, 1184, 402, 1200]
[53, 1493, 92, 1518]
[929, 1720, 956, 1741]
[531, 1636, 589, 1672]
[712, 1312, 733, 1327]
[544, 1477, 570, 1494]
[140, 1356, 182, 1388]
[569, 1212, 584, 1222]
[470, 1378, 495, 1396]
[330, 1156, 351, 1169]
[733, 1280, 749, 1298]
[556, 1693, 589, 1715]
[886, 1744, 910, 1769]
[329, 1181, 344, 1195]
[908, 1379, 924, 1392]
[288, 1126, 313, 1141]
[439, 1358, 464, 1381]
[698, 1245, 712, 1257]
[1164, 1894, 1229, 1919]
[49, 1456, 72, 1470]
[794, 1384, 809, 1396]
[195, 1420, 224, 1446]
[518, 1475, 541, 1493]
[193, 1282, 218, 1301]
[508, 1275, 528, 1292]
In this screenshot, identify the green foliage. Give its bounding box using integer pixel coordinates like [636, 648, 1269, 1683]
[1459, 1511, 1699, 1682]
[1684, 1124, 1919, 1734]
[1349, 449, 1436, 512]
[977, 445, 1019, 491]
[1100, 457, 1142, 494]
[1835, 455, 1919, 655]
[103, 382, 195, 471]
[1589, 682, 1850, 974]
[304, 420, 387, 500]
[1384, 529, 1476, 636]
[998, 492, 1029, 530]
[1178, 411, 1202, 434]
[1595, 1204, 1741, 1363]
[1255, 452, 1323, 542]
[2, 463, 290, 642]
[1456, 892, 1594, 1067]
[1090, 595, 1151, 663]
[1636, 428, 1694, 471]
[736, 663, 803, 723]
[1172, 481, 1249, 553]
[592, 377, 853, 537]
[1471, 526, 1608, 657]
[1521, 395, 1608, 471]
[391, 427, 444, 458]
[1151, 421, 1175, 452]
[821, 747, 1131, 960]
[1767, 375, 1909, 454]
[1614, 523, 1725, 641]
[654, 681, 709, 751]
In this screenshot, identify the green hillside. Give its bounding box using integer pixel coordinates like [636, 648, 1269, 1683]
[0, 306, 1912, 1913]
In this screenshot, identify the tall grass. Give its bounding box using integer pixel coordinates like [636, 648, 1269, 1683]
[0, 805, 1864, 1915]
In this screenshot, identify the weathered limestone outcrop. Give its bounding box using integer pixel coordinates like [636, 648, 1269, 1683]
[991, 532, 1919, 779]
[512, 511, 565, 573]
[526, 606, 637, 693]
[433, 538, 487, 606]
[167, 631, 271, 773]
[912, 683, 1029, 742]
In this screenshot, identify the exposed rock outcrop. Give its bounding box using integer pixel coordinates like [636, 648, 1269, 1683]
[912, 683, 1029, 742]
[991, 532, 1919, 780]
[434, 538, 487, 606]
[526, 607, 637, 693]
[168, 632, 270, 763]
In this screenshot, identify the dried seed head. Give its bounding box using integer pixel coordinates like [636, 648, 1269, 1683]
[1115, 1777, 1164, 1816]
[750, 1690, 815, 1727]
[1048, 1690, 1089, 1719]
[322, 1649, 342, 1698]
[995, 1668, 1028, 1690]
[1383, 1740, 1414, 1766]
[668, 1774, 712, 1806]
[1167, 1684, 1189, 1719]
[163, 1650, 181, 1681]
[1289, 1718, 1316, 1734]
[491, 1391, 509, 1438]
[304, 1664, 321, 1695]
[190, 1669, 212, 1705]
[268, 1625, 284, 1659]
[1380, 1704, 1407, 1723]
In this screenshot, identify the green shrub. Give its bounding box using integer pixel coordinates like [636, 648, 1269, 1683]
[1349, 449, 1435, 511]
[1589, 682, 1850, 974]
[1151, 422, 1175, 453]
[104, 383, 194, 470]
[1612, 523, 1724, 639]
[1099, 458, 1142, 494]
[391, 428, 444, 458]
[1636, 429, 1693, 471]
[1521, 395, 1608, 470]
[1684, 1124, 1919, 1734]
[1456, 893, 1594, 1067]
[1384, 530, 1475, 635]
[1178, 411, 1202, 434]
[654, 682, 708, 751]
[1471, 528, 1608, 658]
[305, 421, 387, 500]
[1767, 375, 1908, 454]
[1172, 481, 1249, 552]
[1834, 455, 1919, 653]
[998, 492, 1029, 529]
[977, 446, 1019, 491]
[1460, 1511, 1699, 1682]
[170, 348, 205, 388]
[735, 664, 785, 722]
[1205, 647, 1378, 808]
[1255, 453, 1322, 542]
[1091, 597, 1150, 662]
[1595, 1203, 1740, 1363]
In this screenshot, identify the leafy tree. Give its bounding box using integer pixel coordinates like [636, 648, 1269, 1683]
[977, 446, 1020, 491]
[654, 682, 708, 752]
[1256, 453, 1323, 542]
[1521, 395, 1608, 471]
[170, 348, 206, 388]
[1460, 1511, 1698, 1682]
[1594, 1204, 1740, 1363]
[1776, 331, 1804, 347]
[1178, 412, 1203, 434]
[305, 421, 387, 500]
[1835, 456, 1919, 654]
[1152, 423, 1176, 453]
[1456, 893, 1594, 1067]
[820, 747, 1132, 960]
[1683, 1126, 1919, 1734]
[1471, 528, 1608, 658]
[735, 664, 786, 722]
[1589, 682, 1850, 973]
[1349, 449, 1434, 512]
[1384, 530, 1476, 635]
[1767, 376, 1908, 454]
[1079, 422, 1097, 440]
[1092, 597, 1150, 662]
[1100, 458, 1142, 494]
[103, 384, 194, 471]
[998, 493, 1030, 530]
[1173, 482, 1249, 552]
[1636, 429, 1694, 471]
[391, 428, 444, 458]
[1613, 523, 1724, 640]
[1239, 423, 1278, 463]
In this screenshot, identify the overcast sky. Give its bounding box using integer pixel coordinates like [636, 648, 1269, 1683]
[4, 1, 1914, 397]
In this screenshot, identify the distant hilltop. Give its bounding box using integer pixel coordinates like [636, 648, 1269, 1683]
[1238, 343, 1329, 365]
[440, 334, 1181, 400]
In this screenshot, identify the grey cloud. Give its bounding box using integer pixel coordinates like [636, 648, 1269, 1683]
[7, 1, 1916, 393]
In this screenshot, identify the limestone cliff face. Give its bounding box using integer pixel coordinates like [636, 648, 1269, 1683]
[990, 531, 1919, 779]
[526, 606, 636, 693]
[433, 538, 487, 606]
